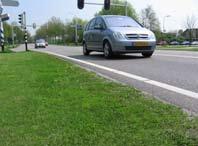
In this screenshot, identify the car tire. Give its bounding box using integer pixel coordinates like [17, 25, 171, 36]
[103, 41, 113, 59]
[142, 51, 154, 58]
[83, 43, 90, 56]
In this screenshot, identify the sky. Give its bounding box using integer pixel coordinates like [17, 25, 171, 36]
[3, 0, 198, 34]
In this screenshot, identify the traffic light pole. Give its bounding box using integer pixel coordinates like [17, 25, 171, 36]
[23, 12, 28, 51]
[78, 0, 128, 15]
[81, 1, 128, 16]
[0, 2, 4, 52]
[0, 0, 19, 53]
[0, 21, 4, 52]
[19, 11, 28, 51]
[24, 29, 28, 51]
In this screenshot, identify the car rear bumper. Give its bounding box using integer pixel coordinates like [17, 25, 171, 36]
[35, 44, 46, 48]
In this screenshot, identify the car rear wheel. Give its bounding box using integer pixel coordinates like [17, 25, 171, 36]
[142, 51, 154, 58]
[83, 43, 90, 56]
[104, 41, 113, 59]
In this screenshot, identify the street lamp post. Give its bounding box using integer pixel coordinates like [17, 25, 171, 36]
[163, 15, 171, 33]
[11, 24, 14, 46]
[68, 12, 79, 45]
[75, 18, 78, 45]
[125, 1, 128, 16]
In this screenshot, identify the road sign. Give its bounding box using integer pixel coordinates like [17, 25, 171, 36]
[0, 13, 9, 21]
[1, 0, 19, 7]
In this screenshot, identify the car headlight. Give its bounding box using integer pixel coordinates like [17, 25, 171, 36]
[149, 33, 156, 40]
[113, 32, 125, 40]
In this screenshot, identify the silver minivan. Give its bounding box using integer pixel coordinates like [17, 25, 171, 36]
[83, 15, 156, 58]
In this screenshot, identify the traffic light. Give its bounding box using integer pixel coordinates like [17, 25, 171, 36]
[18, 12, 28, 51]
[78, 0, 84, 9]
[32, 23, 36, 29]
[18, 13, 24, 25]
[24, 32, 27, 38]
[24, 31, 28, 51]
[104, 0, 111, 10]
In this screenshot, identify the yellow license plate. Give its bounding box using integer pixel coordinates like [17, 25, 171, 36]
[134, 42, 149, 46]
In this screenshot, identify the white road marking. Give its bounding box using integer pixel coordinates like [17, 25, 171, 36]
[35, 50, 198, 100]
[155, 54, 198, 59]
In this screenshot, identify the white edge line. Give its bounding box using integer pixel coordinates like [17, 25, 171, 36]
[36, 50, 198, 100]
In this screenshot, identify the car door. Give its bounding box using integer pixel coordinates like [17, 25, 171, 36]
[86, 18, 96, 50]
[93, 18, 106, 51]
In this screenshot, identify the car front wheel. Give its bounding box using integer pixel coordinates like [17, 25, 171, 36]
[103, 41, 113, 59]
[83, 43, 90, 56]
[142, 51, 154, 58]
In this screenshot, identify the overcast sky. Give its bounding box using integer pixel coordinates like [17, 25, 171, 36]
[3, 0, 198, 34]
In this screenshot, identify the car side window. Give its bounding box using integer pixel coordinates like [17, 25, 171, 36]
[88, 19, 96, 30]
[84, 23, 89, 31]
[95, 18, 105, 29]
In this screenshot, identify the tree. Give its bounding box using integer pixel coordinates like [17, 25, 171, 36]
[3, 22, 12, 43]
[3, 22, 27, 45]
[140, 5, 161, 31]
[35, 17, 87, 45]
[36, 17, 65, 44]
[96, 0, 138, 20]
[184, 15, 197, 42]
[65, 17, 88, 44]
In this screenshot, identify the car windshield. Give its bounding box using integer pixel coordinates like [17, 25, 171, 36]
[36, 39, 45, 43]
[105, 16, 142, 28]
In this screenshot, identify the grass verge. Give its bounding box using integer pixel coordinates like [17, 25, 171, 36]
[0, 52, 198, 146]
[0, 45, 19, 53]
[157, 46, 198, 51]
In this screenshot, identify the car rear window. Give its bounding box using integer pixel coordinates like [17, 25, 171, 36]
[36, 39, 45, 43]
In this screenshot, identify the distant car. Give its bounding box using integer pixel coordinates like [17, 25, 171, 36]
[35, 39, 46, 48]
[157, 41, 168, 46]
[191, 41, 198, 45]
[83, 15, 156, 58]
[181, 41, 190, 45]
[170, 41, 179, 45]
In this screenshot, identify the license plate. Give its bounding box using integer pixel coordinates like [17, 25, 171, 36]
[134, 42, 149, 46]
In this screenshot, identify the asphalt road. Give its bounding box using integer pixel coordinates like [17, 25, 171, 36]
[14, 45, 198, 114]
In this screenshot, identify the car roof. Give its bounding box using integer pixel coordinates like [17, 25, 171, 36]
[36, 39, 45, 42]
[36, 39, 45, 41]
[96, 15, 129, 19]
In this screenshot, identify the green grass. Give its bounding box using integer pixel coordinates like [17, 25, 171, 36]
[0, 52, 198, 146]
[157, 46, 198, 51]
[0, 45, 18, 53]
